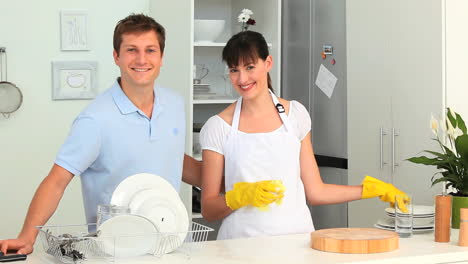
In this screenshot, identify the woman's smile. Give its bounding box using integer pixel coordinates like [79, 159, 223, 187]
[239, 82, 255, 92]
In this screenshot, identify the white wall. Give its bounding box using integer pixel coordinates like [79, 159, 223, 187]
[0, 0, 149, 238]
[446, 0, 468, 118]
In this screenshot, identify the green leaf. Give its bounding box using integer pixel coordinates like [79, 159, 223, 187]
[432, 177, 448, 186]
[407, 156, 441, 165]
[447, 108, 457, 128]
[446, 173, 462, 183]
[455, 135, 468, 159]
[423, 150, 446, 158]
[456, 113, 467, 135]
[442, 144, 456, 157]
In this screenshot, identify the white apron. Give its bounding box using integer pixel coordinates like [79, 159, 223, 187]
[217, 91, 314, 240]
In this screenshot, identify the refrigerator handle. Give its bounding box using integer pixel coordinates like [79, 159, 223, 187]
[380, 128, 387, 169]
[392, 128, 399, 176]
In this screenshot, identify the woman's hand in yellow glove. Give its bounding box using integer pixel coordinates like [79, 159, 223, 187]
[361, 175, 410, 213]
[225, 180, 286, 210]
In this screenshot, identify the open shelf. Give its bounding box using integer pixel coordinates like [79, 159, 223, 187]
[194, 42, 226, 47]
[194, 42, 272, 47]
[193, 99, 236, 104]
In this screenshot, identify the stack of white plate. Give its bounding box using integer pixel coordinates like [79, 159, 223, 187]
[194, 84, 217, 98]
[194, 83, 210, 93]
[374, 205, 435, 233]
[98, 173, 189, 257]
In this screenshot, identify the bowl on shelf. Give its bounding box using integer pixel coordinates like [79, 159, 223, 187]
[194, 19, 225, 43]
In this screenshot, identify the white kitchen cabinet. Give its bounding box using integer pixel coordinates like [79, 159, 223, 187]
[346, 0, 460, 227]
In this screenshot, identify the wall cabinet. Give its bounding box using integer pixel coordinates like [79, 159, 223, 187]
[347, 0, 450, 227]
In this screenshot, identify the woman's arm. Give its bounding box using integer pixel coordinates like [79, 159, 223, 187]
[181, 154, 202, 188]
[201, 149, 233, 222]
[300, 132, 363, 205]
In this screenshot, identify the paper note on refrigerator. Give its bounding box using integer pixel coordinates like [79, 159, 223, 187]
[315, 64, 337, 98]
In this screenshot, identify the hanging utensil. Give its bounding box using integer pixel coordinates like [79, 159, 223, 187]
[0, 47, 23, 118]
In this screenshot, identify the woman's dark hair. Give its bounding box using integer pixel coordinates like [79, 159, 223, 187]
[222, 31, 273, 92]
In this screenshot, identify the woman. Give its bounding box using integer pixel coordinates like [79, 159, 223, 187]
[200, 31, 406, 240]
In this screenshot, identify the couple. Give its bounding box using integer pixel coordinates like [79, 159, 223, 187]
[0, 14, 406, 254]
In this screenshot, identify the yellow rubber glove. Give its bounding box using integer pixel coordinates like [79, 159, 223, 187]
[225, 180, 286, 211]
[361, 175, 410, 213]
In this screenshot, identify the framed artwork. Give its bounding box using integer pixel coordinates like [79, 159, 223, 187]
[52, 61, 97, 100]
[60, 10, 89, 51]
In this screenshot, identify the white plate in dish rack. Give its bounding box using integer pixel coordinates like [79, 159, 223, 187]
[111, 173, 180, 206]
[111, 173, 189, 254]
[97, 214, 157, 258]
[129, 189, 189, 253]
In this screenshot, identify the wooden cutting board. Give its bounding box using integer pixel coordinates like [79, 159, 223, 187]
[310, 228, 399, 254]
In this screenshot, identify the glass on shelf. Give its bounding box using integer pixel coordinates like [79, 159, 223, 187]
[223, 65, 237, 99]
[193, 64, 209, 85]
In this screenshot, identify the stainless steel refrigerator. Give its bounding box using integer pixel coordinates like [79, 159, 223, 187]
[281, 0, 348, 229]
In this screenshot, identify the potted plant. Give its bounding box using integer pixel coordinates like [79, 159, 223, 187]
[408, 108, 468, 228]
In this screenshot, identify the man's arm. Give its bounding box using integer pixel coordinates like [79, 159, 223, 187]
[181, 154, 202, 188]
[0, 164, 73, 254]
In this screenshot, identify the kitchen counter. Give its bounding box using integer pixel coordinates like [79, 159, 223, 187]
[22, 229, 468, 264]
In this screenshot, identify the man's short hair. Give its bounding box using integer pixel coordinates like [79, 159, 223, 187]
[113, 13, 166, 55]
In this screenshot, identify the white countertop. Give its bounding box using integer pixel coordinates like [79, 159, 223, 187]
[22, 229, 468, 264]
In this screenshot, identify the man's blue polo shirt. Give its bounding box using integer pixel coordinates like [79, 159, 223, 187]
[55, 79, 186, 224]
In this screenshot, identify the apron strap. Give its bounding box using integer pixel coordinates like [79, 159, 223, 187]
[269, 90, 293, 133]
[232, 91, 294, 134]
[232, 97, 243, 131]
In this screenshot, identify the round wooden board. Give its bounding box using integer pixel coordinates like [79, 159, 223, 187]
[310, 228, 399, 254]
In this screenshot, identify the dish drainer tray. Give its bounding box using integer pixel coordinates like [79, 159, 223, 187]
[36, 222, 213, 263]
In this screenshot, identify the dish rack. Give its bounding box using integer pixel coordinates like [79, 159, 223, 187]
[36, 222, 213, 263]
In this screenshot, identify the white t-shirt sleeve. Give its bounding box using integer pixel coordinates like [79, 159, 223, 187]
[200, 115, 230, 155]
[290, 101, 312, 140]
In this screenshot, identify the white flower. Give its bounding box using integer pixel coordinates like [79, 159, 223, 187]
[450, 108, 456, 119]
[242, 9, 253, 16]
[431, 114, 438, 135]
[443, 140, 456, 153]
[238, 13, 249, 22]
[447, 119, 456, 140]
[439, 119, 446, 132]
[455, 127, 463, 138]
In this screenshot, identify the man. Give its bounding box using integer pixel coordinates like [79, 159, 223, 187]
[0, 13, 201, 254]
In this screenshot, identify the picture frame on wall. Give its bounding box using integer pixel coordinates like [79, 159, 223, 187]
[60, 10, 89, 51]
[52, 61, 97, 100]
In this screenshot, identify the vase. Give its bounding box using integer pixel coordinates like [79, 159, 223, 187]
[452, 196, 468, 229]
